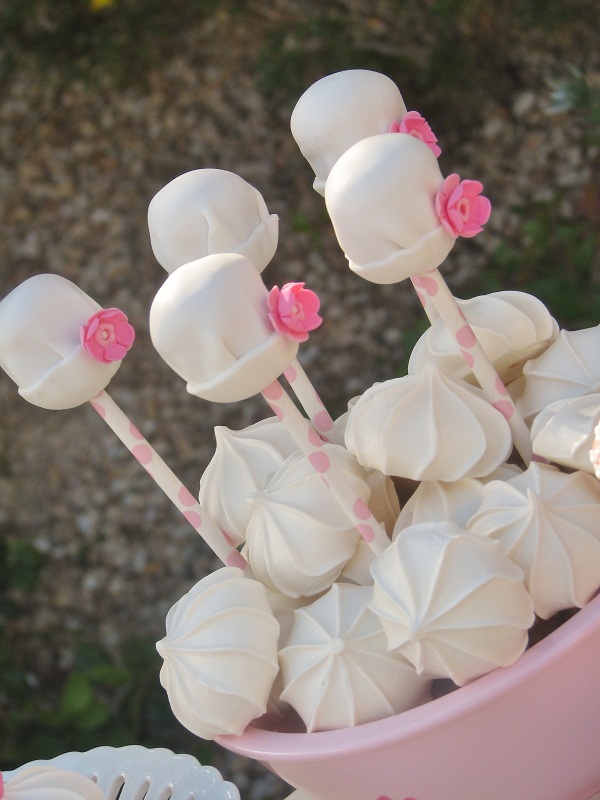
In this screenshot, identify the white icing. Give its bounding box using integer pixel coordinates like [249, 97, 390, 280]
[0, 274, 120, 410]
[467, 462, 600, 619]
[198, 417, 298, 546]
[531, 393, 600, 473]
[290, 69, 407, 195]
[147, 168, 278, 274]
[517, 324, 600, 423]
[345, 364, 513, 481]
[156, 566, 280, 739]
[370, 522, 534, 686]
[279, 583, 430, 731]
[325, 134, 455, 284]
[408, 291, 559, 385]
[243, 445, 368, 598]
[2, 766, 105, 800]
[149, 253, 298, 403]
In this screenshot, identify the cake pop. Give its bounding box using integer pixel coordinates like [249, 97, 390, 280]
[156, 566, 280, 739]
[148, 168, 278, 274]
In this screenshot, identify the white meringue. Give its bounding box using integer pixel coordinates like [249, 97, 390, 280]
[517, 324, 600, 423]
[1, 766, 105, 800]
[345, 364, 513, 481]
[279, 583, 430, 731]
[0, 274, 122, 410]
[468, 462, 600, 619]
[148, 168, 278, 273]
[243, 445, 368, 598]
[393, 478, 484, 533]
[370, 522, 534, 686]
[156, 567, 279, 739]
[531, 393, 600, 473]
[290, 69, 407, 196]
[408, 291, 558, 385]
[198, 417, 297, 546]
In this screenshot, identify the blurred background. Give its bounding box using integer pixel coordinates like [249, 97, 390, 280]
[0, 0, 599, 796]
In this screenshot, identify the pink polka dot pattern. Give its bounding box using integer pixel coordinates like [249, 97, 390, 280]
[308, 426, 323, 448]
[263, 381, 284, 401]
[90, 400, 106, 418]
[309, 451, 331, 473]
[183, 510, 202, 528]
[353, 498, 371, 520]
[284, 364, 297, 382]
[357, 524, 375, 543]
[460, 349, 475, 368]
[227, 550, 248, 569]
[129, 422, 144, 440]
[413, 275, 438, 296]
[132, 443, 153, 465]
[178, 485, 197, 507]
[493, 400, 515, 420]
[456, 325, 476, 348]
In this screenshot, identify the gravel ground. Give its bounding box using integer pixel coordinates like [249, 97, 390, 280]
[1, 3, 599, 797]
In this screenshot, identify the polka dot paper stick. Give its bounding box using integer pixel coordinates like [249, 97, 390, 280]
[262, 379, 390, 554]
[284, 359, 335, 440]
[90, 389, 247, 569]
[412, 268, 532, 464]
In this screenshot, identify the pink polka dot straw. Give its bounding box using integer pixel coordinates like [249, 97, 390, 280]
[90, 389, 247, 569]
[262, 379, 390, 554]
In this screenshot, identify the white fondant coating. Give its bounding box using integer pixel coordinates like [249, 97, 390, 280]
[0, 273, 121, 409]
[371, 522, 534, 685]
[148, 168, 278, 273]
[291, 69, 407, 195]
[156, 567, 280, 739]
[325, 134, 455, 284]
[279, 583, 430, 731]
[149, 253, 298, 403]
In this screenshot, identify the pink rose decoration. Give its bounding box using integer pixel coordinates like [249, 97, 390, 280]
[390, 111, 441, 158]
[267, 282, 322, 342]
[80, 307, 135, 363]
[434, 173, 492, 238]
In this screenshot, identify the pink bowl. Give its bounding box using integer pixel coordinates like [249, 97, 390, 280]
[218, 593, 600, 800]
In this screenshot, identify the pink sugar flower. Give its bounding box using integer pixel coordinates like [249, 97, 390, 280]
[267, 282, 322, 342]
[390, 110, 441, 158]
[435, 173, 492, 238]
[80, 307, 135, 363]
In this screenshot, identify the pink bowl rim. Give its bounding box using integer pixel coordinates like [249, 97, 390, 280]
[217, 592, 600, 760]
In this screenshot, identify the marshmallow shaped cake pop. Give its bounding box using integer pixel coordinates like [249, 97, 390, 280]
[408, 290, 559, 385]
[148, 168, 278, 273]
[371, 522, 534, 686]
[345, 364, 513, 481]
[150, 253, 299, 403]
[0, 273, 133, 409]
[243, 444, 369, 598]
[325, 133, 456, 284]
[1, 766, 105, 800]
[198, 417, 297, 546]
[279, 583, 430, 731]
[156, 566, 280, 739]
[468, 462, 600, 619]
[291, 69, 408, 196]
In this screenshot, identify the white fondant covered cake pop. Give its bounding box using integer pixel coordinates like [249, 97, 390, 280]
[468, 462, 600, 619]
[517, 324, 600, 423]
[530, 393, 600, 473]
[149, 253, 298, 402]
[0, 274, 133, 409]
[148, 168, 278, 273]
[345, 364, 513, 481]
[325, 133, 456, 284]
[371, 522, 534, 685]
[198, 417, 297, 546]
[279, 583, 430, 731]
[408, 290, 559, 385]
[290, 69, 408, 196]
[156, 566, 279, 739]
[243, 445, 369, 598]
[1, 766, 105, 800]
